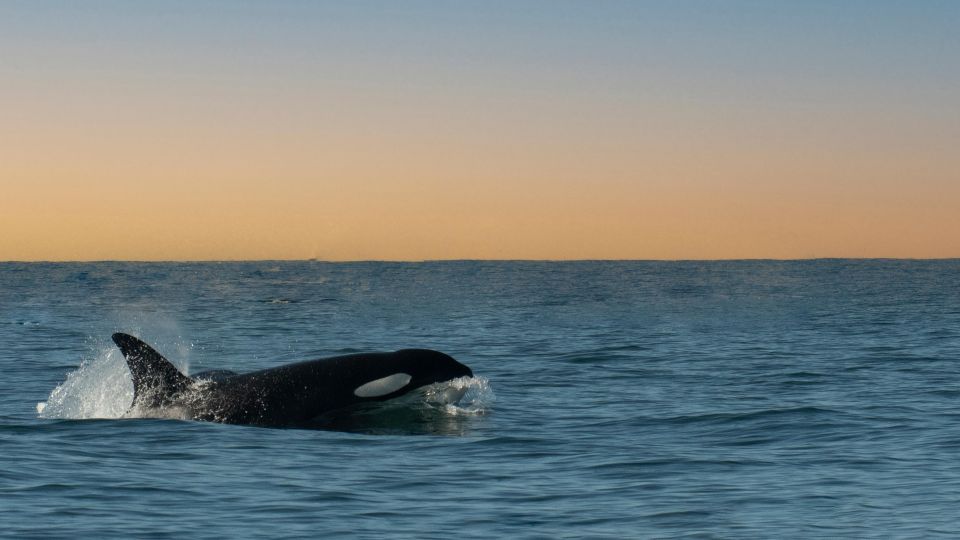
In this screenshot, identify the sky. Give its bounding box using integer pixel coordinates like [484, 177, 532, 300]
[2, 1, 958, 261]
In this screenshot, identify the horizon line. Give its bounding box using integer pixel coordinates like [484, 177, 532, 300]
[2, 257, 959, 264]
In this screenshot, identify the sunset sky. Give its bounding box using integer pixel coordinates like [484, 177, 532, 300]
[2, 1, 958, 261]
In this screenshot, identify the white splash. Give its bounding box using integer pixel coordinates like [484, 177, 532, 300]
[423, 376, 495, 415]
[122, 378, 214, 422]
[37, 346, 133, 419]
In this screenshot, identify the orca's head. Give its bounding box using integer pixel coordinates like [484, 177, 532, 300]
[351, 349, 473, 400]
[395, 349, 473, 386]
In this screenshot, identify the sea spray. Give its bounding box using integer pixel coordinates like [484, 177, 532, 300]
[37, 329, 198, 420]
[37, 346, 133, 419]
[424, 375, 495, 415]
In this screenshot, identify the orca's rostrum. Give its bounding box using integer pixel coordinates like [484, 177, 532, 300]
[112, 332, 473, 427]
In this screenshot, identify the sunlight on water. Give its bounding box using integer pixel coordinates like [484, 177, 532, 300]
[36, 347, 133, 419]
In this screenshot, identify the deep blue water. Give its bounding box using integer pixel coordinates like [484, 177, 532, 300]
[2, 260, 960, 538]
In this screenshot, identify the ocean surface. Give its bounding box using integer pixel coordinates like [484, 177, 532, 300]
[2, 260, 959, 539]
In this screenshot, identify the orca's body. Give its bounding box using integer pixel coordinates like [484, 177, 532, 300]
[112, 333, 473, 427]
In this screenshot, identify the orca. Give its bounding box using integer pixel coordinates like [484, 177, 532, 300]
[111, 332, 473, 427]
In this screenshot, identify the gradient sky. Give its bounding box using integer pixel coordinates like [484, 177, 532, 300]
[2, 1, 958, 260]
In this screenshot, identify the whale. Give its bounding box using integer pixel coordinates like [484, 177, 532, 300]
[111, 332, 473, 427]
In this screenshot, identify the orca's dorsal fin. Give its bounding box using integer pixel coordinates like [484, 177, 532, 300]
[112, 333, 191, 408]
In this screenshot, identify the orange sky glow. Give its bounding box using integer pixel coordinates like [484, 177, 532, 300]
[2, 2, 958, 261]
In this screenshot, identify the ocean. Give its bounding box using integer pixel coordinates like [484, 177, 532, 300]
[1, 260, 959, 538]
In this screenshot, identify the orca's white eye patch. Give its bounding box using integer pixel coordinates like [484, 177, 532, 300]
[354, 373, 412, 398]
